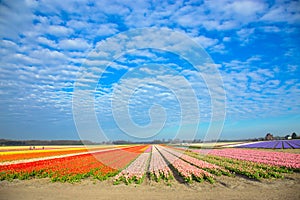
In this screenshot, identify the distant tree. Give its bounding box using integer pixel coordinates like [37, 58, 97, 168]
[291, 132, 297, 139]
[265, 133, 273, 141]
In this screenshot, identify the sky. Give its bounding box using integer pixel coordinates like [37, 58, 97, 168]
[0, 0, 299, 142]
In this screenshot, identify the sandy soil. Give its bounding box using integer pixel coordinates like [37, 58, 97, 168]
[0, 173, 299, 200]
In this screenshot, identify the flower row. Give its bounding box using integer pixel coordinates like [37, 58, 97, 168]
[114, 150, 151, 185]
[164, 148, 231, 176]
[157, 146, 214, 183]
[148, 145, 173, 182]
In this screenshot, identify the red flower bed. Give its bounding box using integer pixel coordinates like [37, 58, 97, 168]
[0, 145, 147, 182]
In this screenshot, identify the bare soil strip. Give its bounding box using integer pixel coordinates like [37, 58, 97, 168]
[0, 173, 299, 200]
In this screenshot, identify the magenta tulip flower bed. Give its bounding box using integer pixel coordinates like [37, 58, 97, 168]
[192, 148, 300, 169]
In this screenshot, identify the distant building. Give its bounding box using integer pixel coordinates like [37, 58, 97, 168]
[265, 133, 274, 140]
[285, 135, 292, 140]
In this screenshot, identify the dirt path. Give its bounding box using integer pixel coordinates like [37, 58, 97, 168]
[0, 173, 299, 200]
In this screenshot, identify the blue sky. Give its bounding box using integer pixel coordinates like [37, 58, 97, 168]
[0, 0, 299, 142]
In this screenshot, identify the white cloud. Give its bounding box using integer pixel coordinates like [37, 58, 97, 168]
[246, 55, 261, 63]
[210, 43, 227, 54]
[31, 48, 67, 64]
[223, 37, 231, 42]
[59, 38, 91, 51]
[287, 64, 298, 72]
[0, 0, 34, 39]
[95, 23, 119, 37]
[259, 26, 281, 33]
[236, 28, 255, 44]
[203, 20, 238, 31]
[261, 1, 300, 24]
[95, 1, 130, 16]
[12, 53, 40, 65]
[193, 36, 218, 48]
[200, 0, 267, 31]
[37, 37, 57, 48]
[67, 20, 89, 30]
[226, 1, 266, 20]
[219, 56, 300, 120]
[48, 25, 74, 37]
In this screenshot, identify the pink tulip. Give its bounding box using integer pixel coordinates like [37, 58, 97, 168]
[192, 148, 300, 169]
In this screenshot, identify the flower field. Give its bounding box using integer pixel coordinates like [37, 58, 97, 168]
[0, 146, 65, 152]
[235, 140, 300, 149]
[192, 148, 300, 169]
[0, 145, 147, 182]
[0, 144, 299, 184]
[0, 145, 120, 162]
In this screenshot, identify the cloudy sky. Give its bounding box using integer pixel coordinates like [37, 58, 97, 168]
[0, 0, 299, 142]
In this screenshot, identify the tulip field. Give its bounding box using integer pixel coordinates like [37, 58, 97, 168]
[0, 145, 147, 182]
[235, 139, 300, 149]
[0, 144, 299, 185]
[0, 145, 119, 162]
[192, 148, 300, 169]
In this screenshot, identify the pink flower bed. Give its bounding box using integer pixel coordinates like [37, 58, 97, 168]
[157, 146, 214, 183]
[193, 148, 300, 169]
[144, 145, 152, 153]
[165, 148, 230, 175]
[114, 152, 150, 184]
[148, 145, 172, 181]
